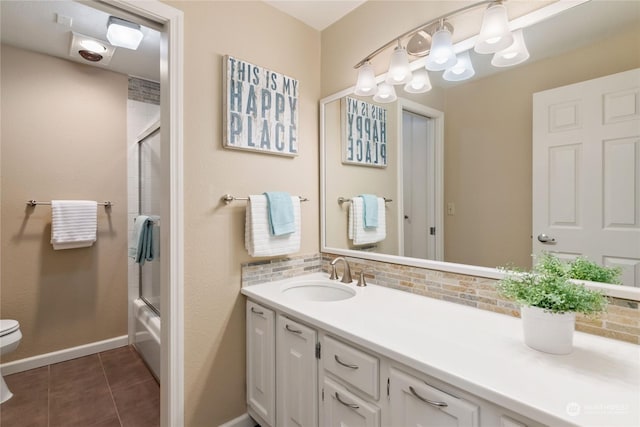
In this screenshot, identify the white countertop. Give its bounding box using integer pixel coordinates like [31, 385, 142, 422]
[241, 273, 640, 427]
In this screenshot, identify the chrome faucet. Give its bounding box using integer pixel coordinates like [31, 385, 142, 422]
[329, 257, 353, 284]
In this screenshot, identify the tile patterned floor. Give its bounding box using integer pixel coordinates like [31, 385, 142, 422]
[0, 345, 159, 427]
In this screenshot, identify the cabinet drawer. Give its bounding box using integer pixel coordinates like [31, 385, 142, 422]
[323, 336, 379, 399]
[322, 377, 380, 427]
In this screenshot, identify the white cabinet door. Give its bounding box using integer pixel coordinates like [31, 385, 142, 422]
[389, 368, 479, 427]
[246, 301, 275, 426]
[322, 377, 380, 427]
[277, 315, 318, 427]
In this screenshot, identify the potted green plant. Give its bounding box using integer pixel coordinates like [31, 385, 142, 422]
[497, 253, 609, 355]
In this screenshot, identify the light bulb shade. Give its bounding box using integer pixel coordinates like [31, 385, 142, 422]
[107, 16, 143, 50]
[491, 29, 530, 67]
[474, 3, 514, 54]
[404, 68, 432, 93]
[443, 51, 475, 82]
[373, 83, 397, 103]
[385, 45, 412, 85]
[425, 28, 457, 71]
[354, 62, 378, 96]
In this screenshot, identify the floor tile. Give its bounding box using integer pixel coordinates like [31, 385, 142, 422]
[0, 366, 48, 427]
[111, 379, 160, 427]
[49, 355, 118, 427]
[100, 346, 155, 391]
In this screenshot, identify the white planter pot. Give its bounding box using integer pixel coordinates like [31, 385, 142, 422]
[520, 305, 576, 355]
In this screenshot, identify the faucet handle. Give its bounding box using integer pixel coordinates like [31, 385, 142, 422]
[329, 264, 339, 280]
[357, 271, 368, 287]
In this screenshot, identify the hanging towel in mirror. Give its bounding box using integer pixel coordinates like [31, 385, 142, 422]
[50, 200, 97, 250]
[245, 195, 301, 257]
[264, 191, 295, 235]
[349, 197, 386, 245]
[358, 194, 379, 228]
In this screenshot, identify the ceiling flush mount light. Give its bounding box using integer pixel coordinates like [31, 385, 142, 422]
[474, 2, 514, 54]
[385, 41, 412, 85]
[443, 51, 476, 81]
[354, 61, 378, 96]
[404, 68, 432, 94]
[69, 32, 115, 65]
[492, 29, 530, 67]
[373, 83, 397, 103]
[425, 21, 457, 71]
[107, 16, 144, 50]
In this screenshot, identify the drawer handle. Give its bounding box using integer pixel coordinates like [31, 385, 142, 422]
[409, 386, 448, 408]
[250, 307, 264, 315]
[285, 324, 302, 334]
[335, 392, 360, 409]
[334, 355, 359, 369]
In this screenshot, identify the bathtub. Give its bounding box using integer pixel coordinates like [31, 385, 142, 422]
[133, 298, 160, 380]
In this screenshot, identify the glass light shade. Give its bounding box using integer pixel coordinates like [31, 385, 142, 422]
[385, 45, 412, 85]
[107, 16, 143, 50]
[425, 28, 457, 71]
[404, 68, 432, 93]
[491, 29, 530, 67]
[80, 39, 107, 53]
[474, 3, 514, 54]
[443, 51, 475, 81]
[373, 83, 397, 103]
[354, 62, 378, 96]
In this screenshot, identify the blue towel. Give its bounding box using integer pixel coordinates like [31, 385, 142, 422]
[359, 194, 378, 228]
[264, 192, 295, 236]
[129, 215, 155, 265]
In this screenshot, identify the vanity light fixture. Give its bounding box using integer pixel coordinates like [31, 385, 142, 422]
[492, 29, 530, 67]
[474, 2, 514, 54]
[373, 82, 397, 103]
[443, 51, 475, 82]
[106, 16, 144, 50]
[354, 61, 378, 96]
[424, 21, 457, 71]
[385, 40, 413, 85]
[404, 68, 432, 94]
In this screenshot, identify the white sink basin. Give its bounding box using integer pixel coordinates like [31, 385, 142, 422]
[281, 280, 356, 302]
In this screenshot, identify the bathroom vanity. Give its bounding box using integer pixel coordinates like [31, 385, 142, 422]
[241, 273, 640, 427]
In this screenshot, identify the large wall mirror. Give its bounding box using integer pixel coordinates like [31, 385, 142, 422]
[321, 0, 640, 295]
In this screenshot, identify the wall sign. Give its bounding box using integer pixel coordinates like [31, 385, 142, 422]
[341, 96, 387, 167]
[223, 55, 298, 156]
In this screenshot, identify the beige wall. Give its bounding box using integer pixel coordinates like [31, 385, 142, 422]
[163, 1, 320, 425]
[0, 45, 128, 361]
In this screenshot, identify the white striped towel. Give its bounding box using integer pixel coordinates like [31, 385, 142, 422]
[349, 197, 386, 245]
[51, 200, 98, 250]
[245, 195, 301, 257]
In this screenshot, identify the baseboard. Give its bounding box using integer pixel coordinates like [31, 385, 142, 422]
[219, 413, 256, 427]
[0, 335, 128, 375]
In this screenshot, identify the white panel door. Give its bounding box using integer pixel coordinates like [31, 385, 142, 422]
[277, 315, 318, 427]
[321, 377, 380, 427]
[402, 110, 436, 259]
[388, 368, 479, 427]
[246, 301, 276, 426]
[533, 68, 640, 286]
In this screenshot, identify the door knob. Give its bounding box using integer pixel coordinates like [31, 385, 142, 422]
[537, 233, 556, 244]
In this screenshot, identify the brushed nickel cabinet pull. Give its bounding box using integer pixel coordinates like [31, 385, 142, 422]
[334, 355, 359, 369]
[285, 324, 302, 334]
[409, 386, 448, 408]
[335, 392, 359, 409]
[250, 307, 264, 315]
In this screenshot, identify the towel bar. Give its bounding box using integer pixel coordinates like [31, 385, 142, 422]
[221, 194, 309, 204]
[27, 200, 113, 207]
[338, 196, 392, 204]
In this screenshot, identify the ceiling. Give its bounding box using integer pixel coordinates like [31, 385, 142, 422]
[263, 0, 367, 30]
[0, 0, 161, 81]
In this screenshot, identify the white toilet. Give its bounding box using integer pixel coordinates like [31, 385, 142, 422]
[0, 319, 22, 404]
